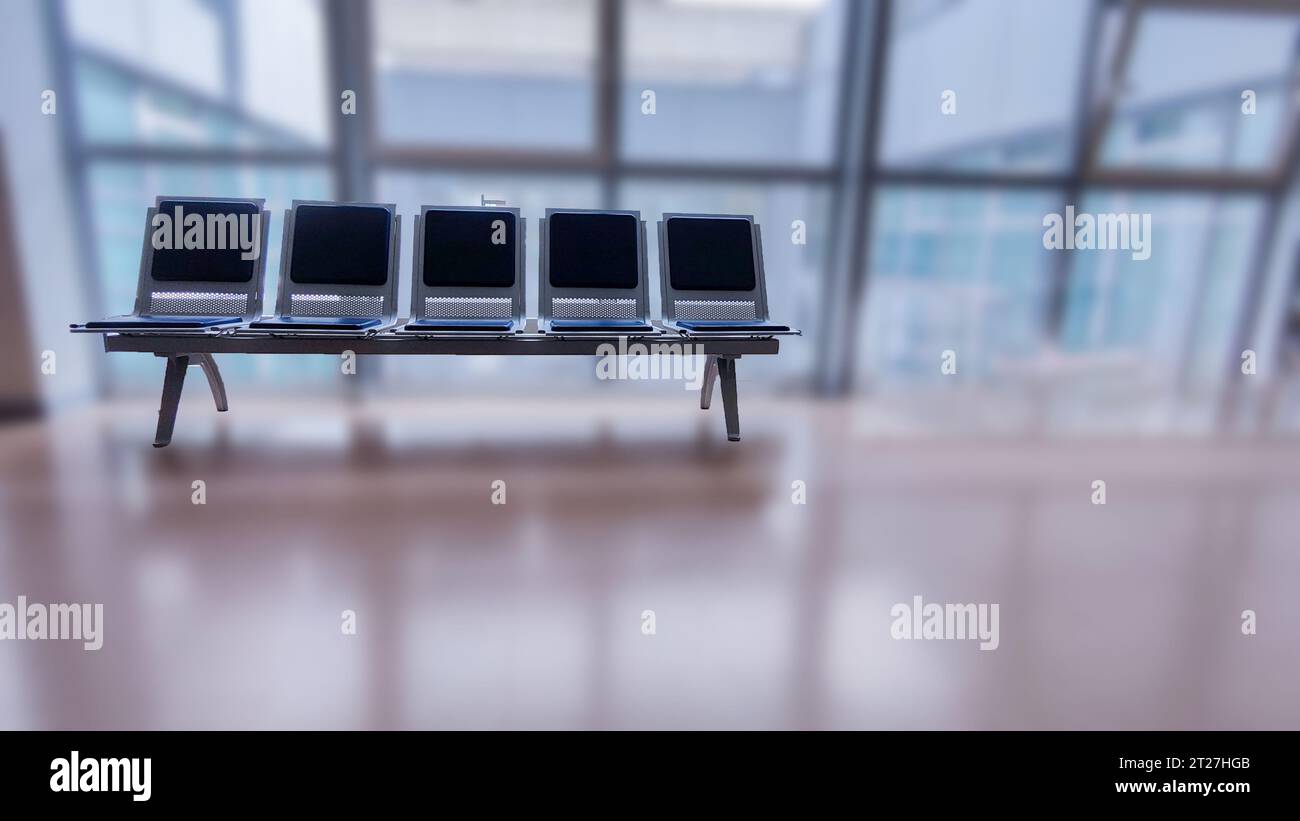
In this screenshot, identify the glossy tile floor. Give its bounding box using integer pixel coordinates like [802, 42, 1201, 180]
[1, 394, 1297, 729]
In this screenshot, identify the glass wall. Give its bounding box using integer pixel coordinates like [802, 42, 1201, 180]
[372, 0, 597, 150]
[879, 0, 1090, 172]
[854, 0, 1300, 434]
[1098, 10, 1300, 171]
[68, 0, 329, 148]
[620, 0, 846, 166]
[54, 0, 1300, 432]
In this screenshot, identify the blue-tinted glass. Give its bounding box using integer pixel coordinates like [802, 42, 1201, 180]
[1059, 192, 1263, 389]
[1099, 10, 1300, 170]
[372, 0, 596, 150]
[621, 0, 846, 166]
[67, 0, 329, 149]
[858, 187, 1057, 384]
[880, 0, 1090, 171]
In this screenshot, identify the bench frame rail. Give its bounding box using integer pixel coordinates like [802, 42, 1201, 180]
[108, 334, 776, 447]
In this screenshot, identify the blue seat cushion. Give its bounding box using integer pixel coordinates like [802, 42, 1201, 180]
[83, 315, 242, 329]
[549, 319, 653, 332]
[248, 316, 382, 331]
[674, 320, 790, 333]
[406, 318, 515, 332]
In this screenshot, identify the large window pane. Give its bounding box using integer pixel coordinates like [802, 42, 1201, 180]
[856, 187, 1057, 387]
[235, 0, 330, 145]
[1043, 191, 1265, 434]
[879, 0, 1090, 172]
[68, 0, 330, 148]
[1099, 10, 1300, 171]
[621, 0, 846, 166]
[372, 0, 597, 150]
[67, 0, 225, 98]
[1060, 192, 1263, 389]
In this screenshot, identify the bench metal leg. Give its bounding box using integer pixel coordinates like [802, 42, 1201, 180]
[700, 355, 719, 409]
[717, 355, 741, 442]
[154, 354, 190, 448]
[195, 353, 228, 412]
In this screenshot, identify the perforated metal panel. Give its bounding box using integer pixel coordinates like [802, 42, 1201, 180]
[674, 299, 757, 321]
[552, 297, 637, 319]
[424, 296, 513, 319]
[290, 293, 385, 318]
[148, 291, 248, 316]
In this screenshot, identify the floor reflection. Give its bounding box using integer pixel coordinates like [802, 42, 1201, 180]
[1, 396, 1297, 729]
